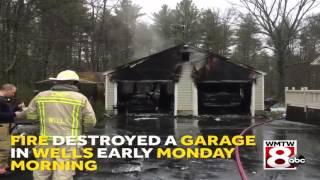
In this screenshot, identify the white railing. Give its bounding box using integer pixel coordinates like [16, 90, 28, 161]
[285, 87, 320, 109]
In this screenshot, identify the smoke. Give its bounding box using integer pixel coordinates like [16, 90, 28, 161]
[132, 22, 174, 60]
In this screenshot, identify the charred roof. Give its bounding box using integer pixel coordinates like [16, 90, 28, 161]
[193, 54, 259, 82]
[106, 44, 264, 82]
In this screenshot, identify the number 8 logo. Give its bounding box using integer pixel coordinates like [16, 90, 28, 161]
[267, 147, 291, 168]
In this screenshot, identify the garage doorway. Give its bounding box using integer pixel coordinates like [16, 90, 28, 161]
[198, 82, 252, 115]
[117, 82, 174, 114]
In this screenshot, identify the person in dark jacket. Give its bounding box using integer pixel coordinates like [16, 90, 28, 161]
[0, 84, 17, 122]
[0, 84, 17, 175]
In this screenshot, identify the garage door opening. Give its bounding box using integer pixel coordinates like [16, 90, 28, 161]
[117, 82, 174, 114]
[198, 82, 252, 115]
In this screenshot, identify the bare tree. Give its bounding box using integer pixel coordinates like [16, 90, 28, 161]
[240, 0, 319, 99]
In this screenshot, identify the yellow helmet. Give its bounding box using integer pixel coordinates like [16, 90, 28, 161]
[49, 70, 80, 81]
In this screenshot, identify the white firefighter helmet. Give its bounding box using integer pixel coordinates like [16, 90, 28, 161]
[49, 70, 80, 81]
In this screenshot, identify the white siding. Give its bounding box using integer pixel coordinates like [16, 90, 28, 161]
[192, 81, 198, 116]
[255, 74, 265, 111]
[105, 76, 115, 112]
[174, 84, 178, 116]
[251, 82, 256, 116]
[176, 62, 195, 115]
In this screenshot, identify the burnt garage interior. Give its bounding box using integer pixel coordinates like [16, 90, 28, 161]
[107, 45, 183, 115]
[105, 44, 265, 116]
[117, 82, 174, 114]
[197, 82, 252, 115]
[194, 55, 257, 115]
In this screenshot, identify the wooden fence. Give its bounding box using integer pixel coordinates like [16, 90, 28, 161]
[285, 87, 320, 109]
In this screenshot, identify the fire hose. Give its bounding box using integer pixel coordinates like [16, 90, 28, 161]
[235, 119, 274, 180]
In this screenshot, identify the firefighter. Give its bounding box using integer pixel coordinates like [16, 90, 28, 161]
[26, 70, 96, 180]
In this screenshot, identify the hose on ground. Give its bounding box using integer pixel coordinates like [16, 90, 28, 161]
[235, 119, 274, 180]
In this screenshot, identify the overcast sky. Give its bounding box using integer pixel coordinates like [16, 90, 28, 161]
[130, 0, 319, 24]
[133, 0, 239, 23]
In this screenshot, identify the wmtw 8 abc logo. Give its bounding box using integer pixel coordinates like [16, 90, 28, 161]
[264, 140, 306, 170]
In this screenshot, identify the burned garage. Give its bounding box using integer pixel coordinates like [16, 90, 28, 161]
[104, 45, 265, 116]
[194, 55, 263, 115]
